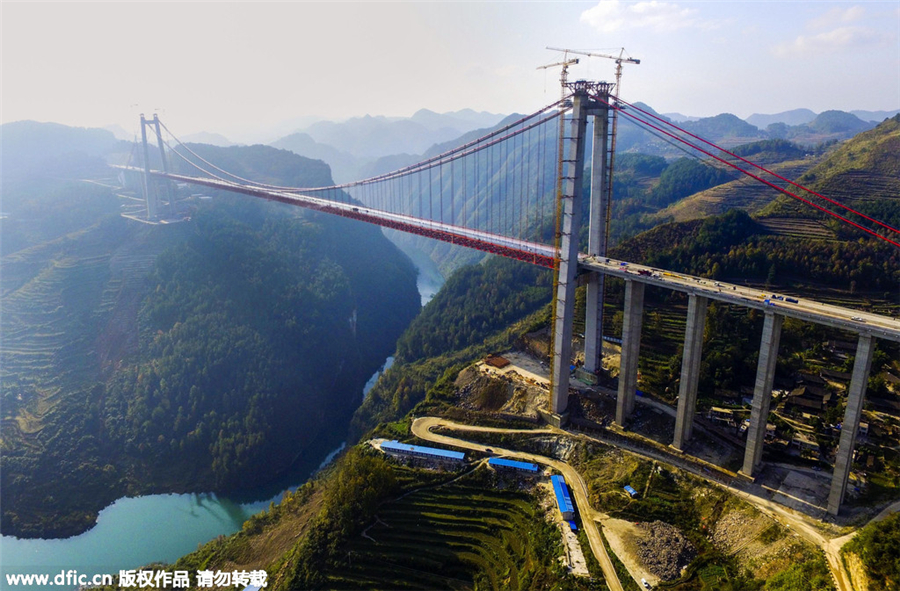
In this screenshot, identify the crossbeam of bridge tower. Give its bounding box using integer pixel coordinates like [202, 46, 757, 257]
[583, 97, 611, 375]
[550, 84, 596, 416]
[828, 334, 874, 515]
[672, 294, 708, 450]
[741, 312, 784, 476]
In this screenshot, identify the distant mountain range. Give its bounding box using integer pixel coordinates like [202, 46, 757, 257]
[270, 132, 360, 183]
[662, 112, 700, 123]
[181, 131, 233, 147]
[745, 109, 818, 129]
[746, 108, 899, 129]
[291, 109, 505, 160]
[268, 109, 504, 182]
[612, 104, 894, 155]
[1, 120, 124, 183]
[850, 109, 900, 122]
[103, 124, 133, 141]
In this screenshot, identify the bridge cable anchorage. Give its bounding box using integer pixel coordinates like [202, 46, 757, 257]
[615, 97, 900, 238]
[593, 94, 900, 249]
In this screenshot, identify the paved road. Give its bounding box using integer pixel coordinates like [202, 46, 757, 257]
[411, 417, 626, 591]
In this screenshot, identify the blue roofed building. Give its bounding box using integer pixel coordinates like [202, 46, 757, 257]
[488, 457, 540, 473]
[380, 440, 466, 463]
[551, 474, 575, 520]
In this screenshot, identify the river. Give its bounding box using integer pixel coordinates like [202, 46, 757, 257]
[0, 250, 445, 590]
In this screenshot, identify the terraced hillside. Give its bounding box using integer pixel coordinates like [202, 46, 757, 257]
[757, 114, 900, 229]
[1, 217, 176, 442]
[649, 156, 823, 225]
[0, 215, 193, 536]
[322, 469, 582, 591]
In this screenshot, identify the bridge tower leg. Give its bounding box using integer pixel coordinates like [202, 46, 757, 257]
[828, 334, 874, 515]
[550, 90, 590, 415]
[583, 105, 611, 375]
[139, 114, 159, 221]
[616, 279, 645, 425]
[741, 312, 784, 476]
[152, 114, 173, 216]
[672, 294, 708, 450]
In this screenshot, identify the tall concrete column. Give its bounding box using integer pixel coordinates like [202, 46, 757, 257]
[153, 115, 173, 216]
[828, 334, 874, 515]
[741, 312, 784, 476]
[139, 115, 158, 220]
[550, 92, 589, 415]
[616, 279, 645, 425]
[672, 294, 708, 450]
[584, 106, 610, 374]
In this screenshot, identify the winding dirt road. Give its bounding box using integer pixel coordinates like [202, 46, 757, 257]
[410, 415, 900, 591]
[411, 417, 626, 591]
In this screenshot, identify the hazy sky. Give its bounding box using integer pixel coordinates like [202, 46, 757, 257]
[2, 1, 899, 142]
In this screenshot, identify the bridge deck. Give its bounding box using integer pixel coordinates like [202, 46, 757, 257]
[578, 257, 900, 343]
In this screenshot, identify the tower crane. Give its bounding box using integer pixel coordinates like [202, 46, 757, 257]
[547, 47, 640, 101]
[545, 47, 641, 248]
[537, 54, 580, 103]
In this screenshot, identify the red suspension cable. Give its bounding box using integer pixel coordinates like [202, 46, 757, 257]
[592, 94, 900, 249]
[616, 97, 900, 237]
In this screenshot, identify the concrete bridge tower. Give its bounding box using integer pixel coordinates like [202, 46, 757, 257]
[550, 81, 614, 417]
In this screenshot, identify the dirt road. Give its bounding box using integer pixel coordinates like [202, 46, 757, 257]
[411, 417, 626, 591]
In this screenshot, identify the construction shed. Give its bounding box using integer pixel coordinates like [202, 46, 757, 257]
[488, 457, 540, 473]
[551, 474, 575, 520]
[381, 440, 466, 462]
[485, 355, 511, 368]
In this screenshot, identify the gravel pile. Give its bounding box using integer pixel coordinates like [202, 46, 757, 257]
[636, 521, 697, 581]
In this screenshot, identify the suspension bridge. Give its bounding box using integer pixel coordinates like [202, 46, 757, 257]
[117, 80, 900, 516]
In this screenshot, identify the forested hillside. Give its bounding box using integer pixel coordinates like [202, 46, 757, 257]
[352, 256, 552, 437]
[1, 128, 420, 537]
[613, 209, 899, 293]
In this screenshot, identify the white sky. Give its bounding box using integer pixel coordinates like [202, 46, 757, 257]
[2, 1, 899, 142]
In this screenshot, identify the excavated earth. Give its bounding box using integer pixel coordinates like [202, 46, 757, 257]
[636, 521, 697, 581]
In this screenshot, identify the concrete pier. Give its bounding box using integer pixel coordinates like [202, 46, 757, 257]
[550, 93, 589, 415]
[741, 312, 784, 476]
[827, 334, 874, 515]
[616, 279, 645, 425]
[672, 295, 708, 450]
[583, 108, 610, 375]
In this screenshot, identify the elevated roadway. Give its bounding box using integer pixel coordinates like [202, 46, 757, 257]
[578, 255, 900, 343]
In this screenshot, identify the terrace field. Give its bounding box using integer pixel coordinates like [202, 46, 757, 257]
[322, 465, 599, 591]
